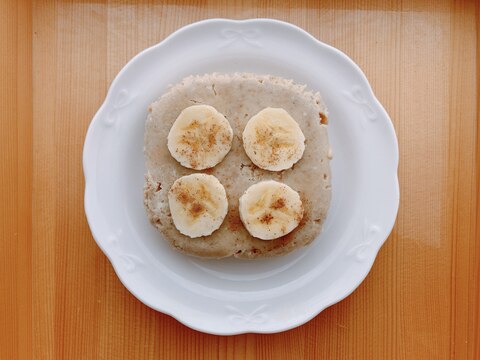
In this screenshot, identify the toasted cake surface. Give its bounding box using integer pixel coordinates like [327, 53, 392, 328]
[144, 73, 331, 259]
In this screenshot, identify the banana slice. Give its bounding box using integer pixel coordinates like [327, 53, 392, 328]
[239, 180, 304, 240]
[242, 108, 305, 171]
[168, 173, 228, 238]
[168, 105, 233, 170]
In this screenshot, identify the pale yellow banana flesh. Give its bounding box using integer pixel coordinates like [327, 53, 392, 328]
[168, 105, 233, 170]
[242, 108, 305, 171]
[239, 180, 304, 240]
[168, 173, 228, 238]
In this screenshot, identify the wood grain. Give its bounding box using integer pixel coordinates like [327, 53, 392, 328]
[0, 0, 32, 359]
[0, 0, 478, 359]
[475, 1, 480, 359]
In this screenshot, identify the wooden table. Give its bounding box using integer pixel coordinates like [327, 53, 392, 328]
[1, 0, 479, 359]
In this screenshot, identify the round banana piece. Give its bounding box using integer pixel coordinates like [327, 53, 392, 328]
[167, 105, 233, 170]
[242, 108, 305, 171]
[239, 180, 304, 240]
[168, 173, 228, 238]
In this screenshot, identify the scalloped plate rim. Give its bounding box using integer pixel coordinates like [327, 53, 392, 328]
[83, 18, 399, 335]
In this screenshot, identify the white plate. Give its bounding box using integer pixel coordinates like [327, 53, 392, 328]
[83, 18, 399, 335]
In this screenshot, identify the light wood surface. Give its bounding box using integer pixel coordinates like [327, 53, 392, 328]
[1, 0, 478, 359]
[0, 0, 32, 359]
